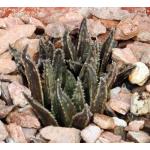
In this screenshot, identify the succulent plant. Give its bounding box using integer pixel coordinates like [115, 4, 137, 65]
[9, 18, 135, 129]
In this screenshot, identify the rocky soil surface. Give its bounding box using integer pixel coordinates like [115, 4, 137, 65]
[0, 7, 149, 143]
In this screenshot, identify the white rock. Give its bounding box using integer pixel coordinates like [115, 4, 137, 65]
[81, 124, 102, 143]
[130, 92, 150, 116]
[129, 62, 150, 86]
[112, 117, 127, 127]
[137, 32, 150, 43]
[40, 126, 81, 143]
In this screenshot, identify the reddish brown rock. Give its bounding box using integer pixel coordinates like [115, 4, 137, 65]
[6, 110, 40, 129]
[14, 37, 39, 61]
[8, 81, 31, 107]
[136, 32, 150, 44]
[7, 123, 27, 143]
[0, 120, 8, 141]
[93, 114, 115, 129]
[127, 131, 150, 143]
[108, 87, 131, 115]
[125, 120, 145, 131]
[112, 48, 137, 64]
[98, 131, 122, 143]
[115, 16, 139, 40]
[0, 24, 36, 55]
[0, 59, 17, 74]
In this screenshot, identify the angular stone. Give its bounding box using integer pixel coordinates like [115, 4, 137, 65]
[136, 32, 150, 44]
[0, 51, 12, 59]
[127, 131, 150, 143]
[45, 23, 65, 38]
[0, 24, 36, 55]
[112, 48, 137, 64]
[14, 37, 39, 61]
[7, 123, 27, 143]
[8, 81, 31, 107]
[93, 114, 115, 129]
[125, 120, 145, 131]
[6, 110, 40, 129]
[115, 16, 139, 40]
[87, 19, 106, 37]
[22, 128, 37, 142]
[98, 131, 122, 143]
[108, 87, 131, 115]
[129, 62, 150, 86]
[112, 117, 127, 127]
[87, 8, 130, 21]
[81, 124, 102, 143]
[0, 59, 17, 74]
[40, 126, 81, 143]
[0, 120, 8, 141]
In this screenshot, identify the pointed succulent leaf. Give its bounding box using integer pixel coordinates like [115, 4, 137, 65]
[63, 31, 76, 61]
[77, 18, 90, 63]
[22, 47, 44, 105]
[43, 60, 56, 106]
[106, 62, 118, 89]
[23, 93, 58, 126]
[100, 29, 118, 73]
[63, 70, 76, 99]
[55, 79, 77, 127]
[90, 76, 108, 114]
[79, 63, 98, 104]
[71, 104, 93, 129]
[52, 48, 66, 82]
[39, 39, 55, 61]
[71, 77, 85, 112]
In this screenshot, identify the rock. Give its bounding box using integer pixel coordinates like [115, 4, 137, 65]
[125, 120, 145, 131]
[0, 24, 36, 55]
[127, 131, 150, 143]
[45, 23, 65, 38]
[112, 117, 127, 127]
[8, 81, 31, 107]
[87, 19, 106, 37]
[98, 131, 122, 143]
[115, 16, 139, 40]
[127, 41, 150, 62]
[6, 110, 40, 129]
[14, 37, 39, 61]
[87, 8, 130, 21]
[0, 120, 8, 141]
[93, 114, 115, 129]
[40, 126, 81, 143]
[0, 51, 12, 59]
[112, 48, 137, 64]
[20, 16, 45, 29]
[7, 123, 27, 143]
[81, 124, 102, 143]
[108, 86, 131, 115]
[0, 59, 17, 74]
[0, 74, 23, 84]
[129, 62, 149, 86]
[0, 17, 24, 29]
[146, 84, 150, 93]
[22, 128, 37, 142]
[136, 32, 150, 44]
[0, 99, 14, 118]
[130, 92, 150, 116]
